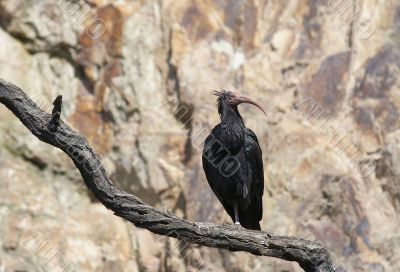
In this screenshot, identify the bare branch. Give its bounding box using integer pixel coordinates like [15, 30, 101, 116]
[0, 78, 334, 272]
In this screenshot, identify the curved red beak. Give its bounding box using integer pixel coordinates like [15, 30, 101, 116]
[229, 92, 268, 117]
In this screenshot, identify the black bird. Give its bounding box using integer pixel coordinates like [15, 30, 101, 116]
[202, 90, 266, 230]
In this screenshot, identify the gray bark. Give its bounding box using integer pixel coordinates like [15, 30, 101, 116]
[0, 78, 334, 272]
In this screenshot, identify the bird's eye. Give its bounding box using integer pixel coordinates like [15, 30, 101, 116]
[226, 96, 237, 105]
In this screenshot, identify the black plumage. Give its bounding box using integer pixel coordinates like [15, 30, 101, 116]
[202, 91, 266, 230]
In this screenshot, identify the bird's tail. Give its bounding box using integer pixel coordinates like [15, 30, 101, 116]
[237, 196, 262, 230]
[239, 209, 261, 230]
[240, 218, 261, 230]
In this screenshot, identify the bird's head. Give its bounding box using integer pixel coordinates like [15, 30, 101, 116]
[214, 90, 267, 117]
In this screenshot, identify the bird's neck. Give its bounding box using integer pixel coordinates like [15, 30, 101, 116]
[219, 106, 245, 151]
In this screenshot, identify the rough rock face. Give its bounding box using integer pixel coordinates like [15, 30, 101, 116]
[0, 0, 399, 271]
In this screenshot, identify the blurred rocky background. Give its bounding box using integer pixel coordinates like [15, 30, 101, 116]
[0, 0, 399, 271]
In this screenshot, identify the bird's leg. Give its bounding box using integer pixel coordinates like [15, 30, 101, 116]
[234, 202, 240, 226]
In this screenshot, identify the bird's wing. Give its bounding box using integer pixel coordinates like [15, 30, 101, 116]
[244, 128, 264, 220]
[202, 133, 217, 190]
[202, 131, 235, 219]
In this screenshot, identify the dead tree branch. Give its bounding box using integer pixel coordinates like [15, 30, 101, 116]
[0, 78, 334, 272]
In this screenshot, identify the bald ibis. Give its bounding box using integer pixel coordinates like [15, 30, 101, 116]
[202, 91, 266, 230]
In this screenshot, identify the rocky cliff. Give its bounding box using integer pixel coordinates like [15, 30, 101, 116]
[0, 0, 399, 271]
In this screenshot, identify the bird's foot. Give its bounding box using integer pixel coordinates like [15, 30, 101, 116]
[234, 222, 242, 228]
